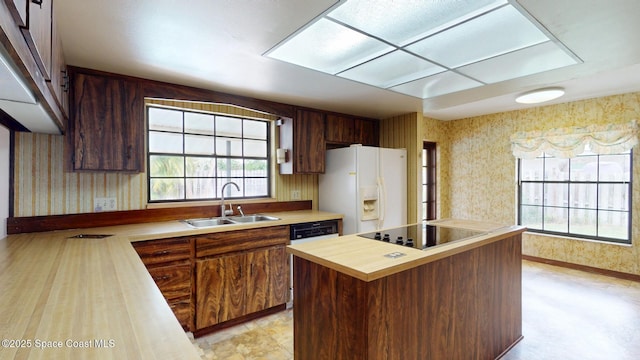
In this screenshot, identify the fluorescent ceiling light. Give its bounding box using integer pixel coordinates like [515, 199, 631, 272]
[265, 0, 580, 100]
[515, 87, 565, 104]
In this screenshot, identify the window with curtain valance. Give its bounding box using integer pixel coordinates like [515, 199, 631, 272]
[512, 121, 636, 244]
[510, 120, 639, 159]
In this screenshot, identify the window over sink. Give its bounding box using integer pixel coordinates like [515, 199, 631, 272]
[146, 105, 271, 202]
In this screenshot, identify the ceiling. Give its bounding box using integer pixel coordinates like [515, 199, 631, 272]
[55, 0, 640, 121]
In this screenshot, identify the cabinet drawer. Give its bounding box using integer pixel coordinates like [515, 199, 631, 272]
[133, 238, 193, 266]
[169, 299, 192, 330]
[148, 264, 192, 300]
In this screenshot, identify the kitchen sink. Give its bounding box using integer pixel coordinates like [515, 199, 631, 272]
[182, 214, 280, 228]
[227, 215, 280, 223]
[183, 218, 235, 228]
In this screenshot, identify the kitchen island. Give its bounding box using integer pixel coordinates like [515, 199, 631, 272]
[287, 219, 526, 360]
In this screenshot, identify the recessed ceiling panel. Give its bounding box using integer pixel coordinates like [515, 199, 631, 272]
[457, 41, 579, 83]
[390, 71, 483, 99]
[266, 18, 393, 74]
[337, 50, 445, 88]
[327, 0, 506, 46]
[406, 5, 549, 68]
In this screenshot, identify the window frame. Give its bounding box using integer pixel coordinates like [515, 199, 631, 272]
[146, 105, 272, 203]
[517, 151, 633, 244]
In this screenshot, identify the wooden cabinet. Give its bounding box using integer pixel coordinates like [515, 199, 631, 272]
[133, 237, 195, 331]
[48, 3, 68, 116]
[20, 0, 52, 80]
[326, 114, 379, 147]
[279, 108, 326, 174]
[4, 0, 28, 26]
[68, 69, 144, 171]
[194, 226, 288, 330]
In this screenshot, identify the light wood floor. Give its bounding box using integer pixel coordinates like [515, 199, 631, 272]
[191, 260, 640, 359]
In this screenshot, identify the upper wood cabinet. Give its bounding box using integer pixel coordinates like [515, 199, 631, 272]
[48, 3, 68, 116]
[279, 108, 326, 174]
[68, 69, 144, 172]
[326, 114, 379, 147]
[20, 0, 53, 80]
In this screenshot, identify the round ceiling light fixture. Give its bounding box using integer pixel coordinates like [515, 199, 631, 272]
[515, 87, 565, 104]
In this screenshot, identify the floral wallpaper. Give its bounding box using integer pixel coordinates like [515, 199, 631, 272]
[429, 91, 640, 276]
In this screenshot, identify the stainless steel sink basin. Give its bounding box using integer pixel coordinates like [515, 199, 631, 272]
[182, 214, 280, 228]
[227, 215, 280, 223]
[183, 217, 235, 228]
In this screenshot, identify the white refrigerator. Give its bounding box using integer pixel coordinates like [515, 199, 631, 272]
[319, 145, 407, 235]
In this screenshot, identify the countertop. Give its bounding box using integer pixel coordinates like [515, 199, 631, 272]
[0, 210, 342, 359]
[286, 218, 526, 282]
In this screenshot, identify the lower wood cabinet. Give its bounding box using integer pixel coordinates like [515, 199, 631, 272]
[195, 245, 287, 329]
[132, 238, 195, 331]
[133, 225, 289, 333]
[194, 225, 289, 330]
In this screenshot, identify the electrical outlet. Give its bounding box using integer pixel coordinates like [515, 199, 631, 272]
[94, 197, 117, 212]
[291, 190, 301, 200]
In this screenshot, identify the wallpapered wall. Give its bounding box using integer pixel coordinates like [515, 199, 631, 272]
[13, 99, 318, 217]
[436, 92, 640, 276]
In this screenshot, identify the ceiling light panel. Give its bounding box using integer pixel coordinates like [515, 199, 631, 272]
[457, 41, 579, 83]
[327, 0, 507, 46]
[406, 5, 549, 68]
[267, 18, 393, 74]
[390, 71, 483, 99]
[337, 50, 445, 88]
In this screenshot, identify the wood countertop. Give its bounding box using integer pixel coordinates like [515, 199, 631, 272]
[0, 210, 342, 359]
[286, 218, 526, 282]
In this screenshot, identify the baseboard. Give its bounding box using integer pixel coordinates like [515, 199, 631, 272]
[522, 255, 640, 282]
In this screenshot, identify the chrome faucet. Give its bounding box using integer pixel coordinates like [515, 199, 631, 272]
[220, 181, 240, 217]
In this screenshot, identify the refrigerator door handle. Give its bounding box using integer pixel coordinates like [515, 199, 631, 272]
[377, 176, 386, 228]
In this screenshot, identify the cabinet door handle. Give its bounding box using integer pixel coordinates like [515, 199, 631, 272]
[126, 145, 132, 159]
[152, 250, 170, 256]
[153, 275, 170, 281]
[31, 0, 43, 6]
[61, 70, 69, 92]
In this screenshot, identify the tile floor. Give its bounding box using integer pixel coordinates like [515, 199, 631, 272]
[190, 260, 640, 359]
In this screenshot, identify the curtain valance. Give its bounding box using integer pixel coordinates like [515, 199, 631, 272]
[510, 120, 639, 159]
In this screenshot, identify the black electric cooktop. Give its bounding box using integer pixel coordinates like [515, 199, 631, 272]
[358, 223, 488, 250]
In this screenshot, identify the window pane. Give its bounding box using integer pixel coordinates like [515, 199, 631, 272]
[520, 205, 542, 230]
[245, 159, 268, 177]
[244, 139, 267, 157]
[185, 112, 215, 135]
[149, 131, 183, 153]
[217, 116, 242, 137]
[599, 184, 629, 211]
[217, 178, 243, 198]
[520, 157, 543, 180]
[148, 108, 182, 132]
[598, 211, 628, 240]
[217, 158, 243, 177]
[599, 154, 630, 181]
[543, 183, 568, 207]
[150, 178, 184, 201]
[569, 183, 597, 209]
[244, 178, 268, 197]
[185, 157, 216, 177]
[543, 207, 568, 233]
[185, 134, 215, 155]
[544, 157, 569, 180]
[243, 119, 267, 140]
[570, 156, 598, 181]
[569, 208, 597, 236]
[186, 178, 216, 199]
[216, 137, 242, 156]
[521, 182, 542, 205]
[149, 155, 184, 177]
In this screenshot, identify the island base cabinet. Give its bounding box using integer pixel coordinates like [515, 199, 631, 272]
[195, 245, 287, 330]
[293, 233, 523, 360]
